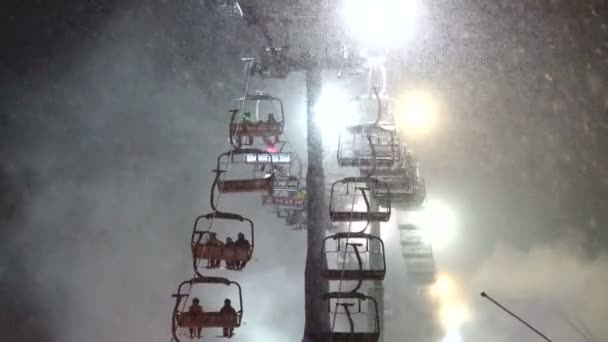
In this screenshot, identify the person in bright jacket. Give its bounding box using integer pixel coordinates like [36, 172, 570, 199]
[206, 232, 224, 268]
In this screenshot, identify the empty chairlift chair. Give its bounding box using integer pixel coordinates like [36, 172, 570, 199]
[229, 93, 285, 148]
[211, 149, 275, 210]
[321, 232, 386, 281]
[399, 224, 433, 259]
[398, 224, 437, 284]
[262, 175, 305, 210]
[337, 124, 399, 172]
[171, 276, 243, 341]
[279, 207, 308, 231]
[245, 46, 291, 79]
[329, 177, 391, 222]
[368, 149, 426, 208]
[246, 149, 292, 173]
[405, 257, 437, 285]
[315, 292, 381, 342]
[191, 212, 254, 272]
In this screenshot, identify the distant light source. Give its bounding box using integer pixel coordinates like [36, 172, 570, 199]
[314, 86, 350, 146]
[440, 301, 470, 331]
[431, 273, 455, 298]
[395, 90, 439, 136]
[442, 330, 463, 342]
[408, 198, 457, 251]
[341, 0, 419, 48]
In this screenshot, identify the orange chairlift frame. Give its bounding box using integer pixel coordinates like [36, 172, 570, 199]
[229, 93, 285, 148]
[171, 276, 243, 342]
[315, 292, 380, 342]
[321, 232, 386, 281]
[211, 149, 275, 211]
[329, 177, 391, 222]
[191, 212, 254, 272]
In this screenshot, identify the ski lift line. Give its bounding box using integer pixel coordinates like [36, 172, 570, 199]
[372, 87, 381, 126]
[175, 60, 255, 320]
[329, 184, 360, 342]
[555, 309, 597, 342]
[481, 291, 553, 342]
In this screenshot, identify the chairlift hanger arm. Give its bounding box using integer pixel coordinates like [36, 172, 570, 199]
[236, 93, 285, 123]
[193, 212, 255, 248]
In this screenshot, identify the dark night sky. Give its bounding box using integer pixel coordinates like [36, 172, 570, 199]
[1, 1, 607, 341]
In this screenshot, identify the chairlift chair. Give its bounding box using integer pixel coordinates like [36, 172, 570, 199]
[405, 258, 437, 285]
[245, 47, 291, 79]
[171, 276, 243, 342]
[367, 152, 426, 208]
[211, 149, 275, 210]
[329, 177, 391, 222]
[229, 93, 285, 148]
[191, 212, 254, 272]
[337, 124, 399, 172]
[401, 242, 433, 258]
[262, 175, 305, 209]
[399, 224, 431, 259]
[336, 43, 368, 78]
[399, 228, 425, 247]
[314, 292, 380, 342]
[348, 87, 395, 125]
[321, 232, 386, 281]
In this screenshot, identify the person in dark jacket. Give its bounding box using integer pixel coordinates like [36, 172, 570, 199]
[220, 298, 237, 338]
[188, 298, 203, 339]
[234, 233, 251, 269]
[224, 237, 235, 270]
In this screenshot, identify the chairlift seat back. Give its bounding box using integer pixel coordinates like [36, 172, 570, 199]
[320, 269, 385, 281]
[231, 122, 283, 137]
[317, 332, 380, 342]
[176, 312, 239, 328]
[217, 177, 273, 193]
[192, 244, 251, 262]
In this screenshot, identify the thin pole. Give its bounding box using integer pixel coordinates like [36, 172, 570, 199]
[481, 292, 553, 342]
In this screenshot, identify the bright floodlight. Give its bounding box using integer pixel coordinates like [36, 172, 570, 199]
[395, 90, 438, 136]
[440, 301, 470, 331]
[314, 85, 349, 147]
[341, 0, 419, 47]
[431, 273, 455, 298]
[442, 330, 463, 342]
[408, 198, 457, 251]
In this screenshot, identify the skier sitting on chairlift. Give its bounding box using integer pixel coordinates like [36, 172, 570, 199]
[224, 237, 235, 270]
[220, 298, 237, 338]
[234, 233, 251, 270]
[207, 232, 224, 268]
[262, 113, 280, 147]
[240, 111, 253, 124]
[188, 298, 204, 339]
